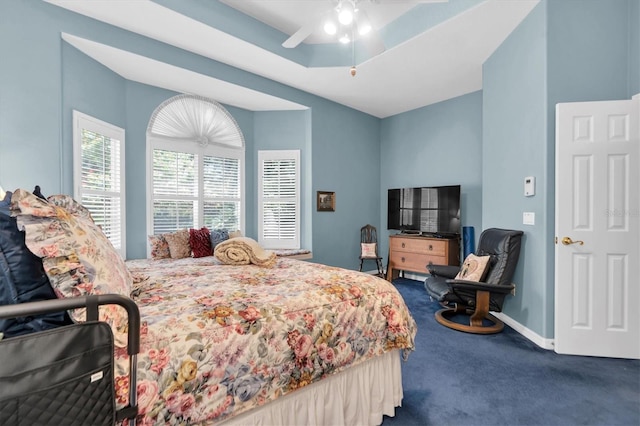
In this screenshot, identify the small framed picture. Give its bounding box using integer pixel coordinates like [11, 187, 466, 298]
[317, 191, 335, 212]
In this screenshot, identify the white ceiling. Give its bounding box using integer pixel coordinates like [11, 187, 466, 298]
[219, 0, 424, 45]
[47, 0, 540, 118]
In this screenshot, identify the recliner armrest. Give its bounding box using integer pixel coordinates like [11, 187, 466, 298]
[427, 264, 460, 278]
[446, 279, 515, 295]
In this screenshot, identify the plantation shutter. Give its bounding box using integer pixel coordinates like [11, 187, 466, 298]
[203, 155, 241, 230]
[73, 111, 126, 258]
[258, 150, 300, 249]
[152, 149, 198, 234]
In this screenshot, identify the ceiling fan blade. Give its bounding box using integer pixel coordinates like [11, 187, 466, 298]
[282, 23, 316, 48]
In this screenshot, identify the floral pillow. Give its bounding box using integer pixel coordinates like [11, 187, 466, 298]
[11, 189, 133, 347]
[189, 227, 212, 258]
[148, 234, 171, 259]
[47, 194, 94, 222]
[164, 229, 191, 259]
[455, 253, 491, 282]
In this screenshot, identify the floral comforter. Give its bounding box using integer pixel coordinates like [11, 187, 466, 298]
[120, 256, 417, 425]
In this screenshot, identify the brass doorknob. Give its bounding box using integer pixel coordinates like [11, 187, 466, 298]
[561, 237, 584, 245]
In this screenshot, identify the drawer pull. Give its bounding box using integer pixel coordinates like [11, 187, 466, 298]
[401, 243, 405, 248]
[401, 257, 405, 263]
[429, 244, 433, 251]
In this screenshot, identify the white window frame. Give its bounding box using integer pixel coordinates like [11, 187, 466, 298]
[146, 136, 245, 242]
[258, 150, 300, 249]
[72, 110, 126, 258]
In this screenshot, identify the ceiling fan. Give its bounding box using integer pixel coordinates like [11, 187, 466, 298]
[282, 0, 446, 55]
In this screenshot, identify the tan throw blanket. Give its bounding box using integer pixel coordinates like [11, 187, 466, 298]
[214, 237, 277, 267]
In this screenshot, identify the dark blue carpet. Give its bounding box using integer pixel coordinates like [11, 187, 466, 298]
[382, 278, 640, 426]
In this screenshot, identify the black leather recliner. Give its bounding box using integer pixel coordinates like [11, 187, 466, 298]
[424, 228, 524, 334]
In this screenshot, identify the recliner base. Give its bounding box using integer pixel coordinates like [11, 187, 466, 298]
[435, 290, 505, 334]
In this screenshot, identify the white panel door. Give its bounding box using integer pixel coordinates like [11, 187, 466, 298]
[555, 96, 639, 359]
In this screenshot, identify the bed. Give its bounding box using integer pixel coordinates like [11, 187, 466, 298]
[4, 188, 418, 425]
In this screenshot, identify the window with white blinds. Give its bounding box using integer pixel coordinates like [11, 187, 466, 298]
[150, 140, 242, 235]
[258, 150, 300, 249]
[203, 155, 241, 230]
[151, 149, 198, 234]
[72, 111, 126, 258]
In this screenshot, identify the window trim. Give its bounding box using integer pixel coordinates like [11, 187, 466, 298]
[258, 150, 300, 249]
[72, 110, 126, 258]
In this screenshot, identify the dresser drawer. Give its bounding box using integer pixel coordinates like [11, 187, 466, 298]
[386, 235, 459, 281]
[389, 237, 446, 256]
[389, 252, 446, 274]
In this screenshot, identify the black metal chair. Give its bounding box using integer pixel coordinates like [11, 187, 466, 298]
[424, 228, 523, 334]
[359, 224, 384, 277]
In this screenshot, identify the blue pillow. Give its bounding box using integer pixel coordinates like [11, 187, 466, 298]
[0, 191, 71, 338]
[210, 229, 229, 251]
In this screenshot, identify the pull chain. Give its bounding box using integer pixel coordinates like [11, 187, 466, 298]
[350, 26, 356, 76]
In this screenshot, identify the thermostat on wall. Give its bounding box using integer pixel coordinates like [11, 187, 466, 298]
[524, 176, 535, 196]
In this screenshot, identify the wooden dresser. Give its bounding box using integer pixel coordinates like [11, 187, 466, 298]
[386, 234, 460, 281]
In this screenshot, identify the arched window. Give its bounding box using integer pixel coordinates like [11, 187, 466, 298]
[146, 95, 245, 238]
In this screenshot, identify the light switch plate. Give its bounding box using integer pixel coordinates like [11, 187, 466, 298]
[523, 212, 535, 225]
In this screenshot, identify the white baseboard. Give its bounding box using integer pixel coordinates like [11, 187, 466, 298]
[492, 312, 555, 350]
[397, 272, 555, 351]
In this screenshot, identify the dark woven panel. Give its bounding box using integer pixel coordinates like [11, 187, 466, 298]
[13, 368, 114, 426]
[0, 404, 18, 424]
[0, 322, 115, 425]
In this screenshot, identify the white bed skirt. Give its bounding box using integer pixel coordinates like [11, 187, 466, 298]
[219, 349, 403, 426]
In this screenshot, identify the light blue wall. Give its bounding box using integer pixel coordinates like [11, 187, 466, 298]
[631, 0, 640, 96]
[0, 0, 67, 193]
[253, 111, 312, 250]
[0, 0, 381, 268]
[547, 0, 634, 103]
[483, 0, 638, 338]
[61, 42, 127, 194]
[124, 82, 185, 260]
[310, 103, 381, 269]
[380, 91, 484, 264]
[483, 2, 548, 336]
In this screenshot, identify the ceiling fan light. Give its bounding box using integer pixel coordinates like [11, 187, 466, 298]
[338, 3, 354, 25]
[338, 10, 353, 25]
[324, 21, 337, 35]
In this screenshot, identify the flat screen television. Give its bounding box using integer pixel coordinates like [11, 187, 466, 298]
[387, 185, 461, 237]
